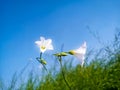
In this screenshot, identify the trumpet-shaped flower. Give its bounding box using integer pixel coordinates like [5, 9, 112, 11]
[35, 37, 53, 53]
[68, 42, 87, 67]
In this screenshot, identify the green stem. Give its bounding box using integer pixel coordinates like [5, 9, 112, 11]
[39, 53, 55, 83]
[40, 52, 42, 59]
[59, 56, 71, 90]
[40, 52, 48, 72]
[42, 64, 48, 72]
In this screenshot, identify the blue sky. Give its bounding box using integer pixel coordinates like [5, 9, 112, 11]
[0, 0, 120, 84]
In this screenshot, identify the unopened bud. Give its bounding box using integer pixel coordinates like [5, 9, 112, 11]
[40, 58, 47, 65]
[68, 50, 75, 55]
[54, 52, 68, 57]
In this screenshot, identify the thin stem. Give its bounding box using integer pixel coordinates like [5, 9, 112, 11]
[39, 52, 48, 73]
[42, 64, 48, 72]
[40, 52, 42, 59]
[59, 56, 71, 90]
[39, 53, 55, 83]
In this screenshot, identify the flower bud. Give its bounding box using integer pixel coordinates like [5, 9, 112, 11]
[54, 52, 68, 57]
[68, 50, 75, 55]
[40, 58, 47, 65]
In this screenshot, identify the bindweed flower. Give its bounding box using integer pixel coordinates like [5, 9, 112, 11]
[35, 37, 54, 53]
[68, 42, 87, 67]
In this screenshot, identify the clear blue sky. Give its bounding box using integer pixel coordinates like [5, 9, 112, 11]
[0, 0, 120, 84]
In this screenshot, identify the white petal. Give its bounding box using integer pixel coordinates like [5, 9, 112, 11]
[35, 41, 41, 46]
[73, 41, 87, 66]
[40, 37, 46, 45]
[47, 44, 54, 50]
[44, 39, 52, 47]
[44, 39, 53, 49]
[40, 37, 45, 41]
[46, 39, 52, 44]
[75, 41, 87, 55]
[75, 53, 84, 60]
[75, 53, 85, 66]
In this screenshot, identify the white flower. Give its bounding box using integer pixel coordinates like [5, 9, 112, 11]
[35, 37, 54, 53]
[69, 42, 87, 67]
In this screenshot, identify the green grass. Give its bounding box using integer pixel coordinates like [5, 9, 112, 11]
[1, 31, 120, 90]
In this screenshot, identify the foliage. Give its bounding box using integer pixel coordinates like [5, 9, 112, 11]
[0, 31, 120, 90]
